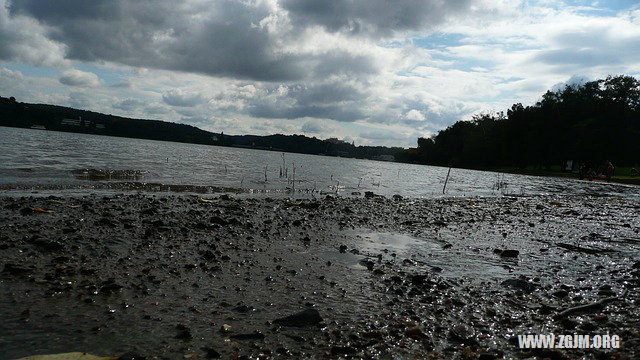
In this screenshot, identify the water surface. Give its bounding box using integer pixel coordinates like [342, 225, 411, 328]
[1, 126, 638, 198]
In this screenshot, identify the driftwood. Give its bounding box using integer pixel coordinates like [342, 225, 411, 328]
[556, 242, 612, 254]
[554, 292, 625, 320]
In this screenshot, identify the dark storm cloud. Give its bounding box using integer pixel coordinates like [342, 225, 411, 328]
[5, 0, 386, 82]
[281, 0, 474, 37]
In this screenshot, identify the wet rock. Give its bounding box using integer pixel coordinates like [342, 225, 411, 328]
[364, 191, 376, 198]
[448, 324, 477, 345]
[501, 278, 536, 293]
[392, 194, 403, 200]
[359, 259, 375, 271]
[230, 331, 265, 341]
[202, 250, 216, 261]
[210, 216, 228, 226]
[411, 274, 428, 286]
[478, 352, 499, 360]
[405, 325, 426, 338]
[274, 308, 323, 327]
[220, 324, 232, 333]
[552, 290, 569, 298]
[500, 249, 519, 258]
[203, 347, 221, 359]
[27, 236, 64, 251]
[118, 351, 146, 360]
[233, 305, 255, 313]
[2, 263, 33, 275]
[339, 245, 348, 253]
[100, 279, 123, 294]
[176, 326, 193, 340]
[331, 346, 357, 356]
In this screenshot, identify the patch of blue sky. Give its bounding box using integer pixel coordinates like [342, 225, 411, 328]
[3, 62, 58, 78]
[525, 0, 634, 14]
[73, 63, 127, 86]
[411, 33, 466, 50]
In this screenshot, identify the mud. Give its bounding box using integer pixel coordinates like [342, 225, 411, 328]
[1, 193, 639, 359]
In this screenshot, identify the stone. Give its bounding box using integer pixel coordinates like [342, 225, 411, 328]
[273, 308, 323, 327]
[500, 249, 519, 258]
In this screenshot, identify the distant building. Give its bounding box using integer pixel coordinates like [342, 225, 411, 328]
[60, 116, 104, 129]
[60, 118, 82, 126]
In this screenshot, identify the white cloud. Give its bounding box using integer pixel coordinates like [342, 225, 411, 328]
[59, 69, 100, 87]
[1, 0, 639, 147]
[405, 109, 426, 121]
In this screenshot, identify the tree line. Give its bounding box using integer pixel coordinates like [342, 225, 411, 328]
[397, 75, 640, 170]
[0, 96, 402, 160]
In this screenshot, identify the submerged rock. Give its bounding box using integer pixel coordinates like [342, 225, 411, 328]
[273, 308, 323, 327]
[501, 278, 536, 293]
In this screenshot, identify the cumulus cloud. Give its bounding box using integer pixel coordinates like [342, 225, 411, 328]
[0, 0, 67, 67]
[113, 98, 143, 111]
[59, 69, 100, 87]
[281, 0, 474, 38]
[2, 0, 640, 147]
[0, 67, 23, 80]
[162, 89, 203, 107]
[405, 109, 426, 121]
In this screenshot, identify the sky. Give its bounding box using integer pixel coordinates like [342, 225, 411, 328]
[1, 0, 639, 147]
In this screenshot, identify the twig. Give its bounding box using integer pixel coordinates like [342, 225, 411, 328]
[442, 167, 452, 194]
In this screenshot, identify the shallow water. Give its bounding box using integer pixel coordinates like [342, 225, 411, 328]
[2, 126, 639, 198]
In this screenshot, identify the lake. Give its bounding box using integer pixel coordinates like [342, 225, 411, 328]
[1, 126, 638, 198]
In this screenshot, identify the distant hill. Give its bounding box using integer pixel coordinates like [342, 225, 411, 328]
[0, 96, 403, 160]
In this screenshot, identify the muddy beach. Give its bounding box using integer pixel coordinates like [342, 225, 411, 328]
[1, 193, 639, 359]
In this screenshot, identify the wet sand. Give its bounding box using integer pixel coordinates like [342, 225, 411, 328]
[1, 193, 639, 359]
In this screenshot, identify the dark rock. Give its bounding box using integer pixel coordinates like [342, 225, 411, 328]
[230, 331, 265, 341]
[202, 250, 216, 261]
[273, 308, 323, 327]
[359, 259, 375, 270]
[28, 236, 64, 251]
[233, 305, 255, 313]
[20, 207, 33, 215]
[210, 216, 228, 225]
[411, 274, 428, 286]
[175, 323, 192, 339]
[392, 194, 403, 200]
[501, 278, 536, 293]
[203, 347, 221, 358]
[118, 352, 146, 360]
[500, 249, 519, 258]
[2, 263, 32, 275]
[339, 245, 348, 253]
[552, 290, 569, 298]
[331, 346, 357, 356]
[364, 191, 376, 198]
[478, 353, 498, 360]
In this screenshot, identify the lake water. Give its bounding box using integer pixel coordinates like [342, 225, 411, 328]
[1, 126, 638, 198]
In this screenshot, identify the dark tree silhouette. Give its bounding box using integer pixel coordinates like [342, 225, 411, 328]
[397, 75, 640, 169]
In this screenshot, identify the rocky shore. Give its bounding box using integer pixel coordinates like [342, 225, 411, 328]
[1, 193, 639, 359]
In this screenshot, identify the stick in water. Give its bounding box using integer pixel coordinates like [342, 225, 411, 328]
[442, 167, 452, 194]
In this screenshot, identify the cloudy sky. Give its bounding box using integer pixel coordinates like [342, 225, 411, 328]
[1, 0, 639, 147]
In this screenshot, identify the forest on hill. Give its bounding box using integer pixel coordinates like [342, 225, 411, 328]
[397, 75, 640, 170]
[0, 97, 402, 160]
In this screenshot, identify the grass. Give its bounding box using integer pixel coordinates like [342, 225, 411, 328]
[490, 165, 640, 186]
